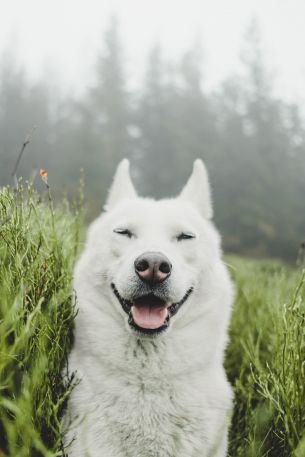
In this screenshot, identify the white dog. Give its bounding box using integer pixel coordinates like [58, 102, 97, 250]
[64, 159, 234, 457]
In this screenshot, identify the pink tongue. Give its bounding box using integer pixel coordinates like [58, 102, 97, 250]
[131, 306, 167, 329]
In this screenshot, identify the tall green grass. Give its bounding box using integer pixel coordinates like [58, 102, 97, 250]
[0, 184, 304, 456]
[226, 257, 305, 456]
[0, 183, 82, 456]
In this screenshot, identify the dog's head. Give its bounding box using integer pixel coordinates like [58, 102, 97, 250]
[81, 159, 222, 338]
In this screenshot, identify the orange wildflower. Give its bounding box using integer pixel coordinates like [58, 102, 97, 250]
[40, 168, 48, 178]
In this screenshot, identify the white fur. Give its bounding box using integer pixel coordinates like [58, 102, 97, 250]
[64, 160, 234, 457]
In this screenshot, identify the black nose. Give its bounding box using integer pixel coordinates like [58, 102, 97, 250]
[134, 252, 172, 285]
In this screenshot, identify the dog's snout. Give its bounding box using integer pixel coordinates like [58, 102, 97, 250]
[134, 252, 172, 285]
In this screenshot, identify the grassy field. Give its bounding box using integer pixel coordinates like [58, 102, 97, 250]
[0, 183, 83, 456]
[226, 257, 305, 457]
[0, 184, 304, 456]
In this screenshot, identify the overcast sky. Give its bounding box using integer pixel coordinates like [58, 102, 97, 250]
[0, 0, 304, 102]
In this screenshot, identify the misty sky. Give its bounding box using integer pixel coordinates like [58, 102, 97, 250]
[0, 0, 304, 102]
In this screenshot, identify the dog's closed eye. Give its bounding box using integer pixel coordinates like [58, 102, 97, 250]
[176, 232, 196, 241]
[113, 228, 133, 238]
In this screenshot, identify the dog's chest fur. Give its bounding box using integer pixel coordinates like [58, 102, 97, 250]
[67, 323, 231, 457]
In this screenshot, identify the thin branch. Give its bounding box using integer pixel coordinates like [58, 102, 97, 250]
[11, 126, 36, 187]
[0, 127, 37, 227]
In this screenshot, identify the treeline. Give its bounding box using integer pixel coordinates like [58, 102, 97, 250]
[0, 18, 304, 261]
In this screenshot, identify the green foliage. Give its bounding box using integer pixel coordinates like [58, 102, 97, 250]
[0, 184, 83, 456]
[226, 257, 305, 456]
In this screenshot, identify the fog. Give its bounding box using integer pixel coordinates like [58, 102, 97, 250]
[0, 4, 305, 261]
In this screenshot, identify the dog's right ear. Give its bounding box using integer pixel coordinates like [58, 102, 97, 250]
[104, 159, 137, 211]
[179, 159, 213, 219]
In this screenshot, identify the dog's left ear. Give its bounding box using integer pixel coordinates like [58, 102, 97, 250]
[179, 159, 213, 219]
[105, 159, 137, 211]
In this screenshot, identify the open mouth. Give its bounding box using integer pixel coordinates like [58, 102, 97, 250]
[111, 283, 193, 336]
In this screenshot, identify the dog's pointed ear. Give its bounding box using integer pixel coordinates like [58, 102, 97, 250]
[179, 159, 213, 219]
[104, 159, 137, 211]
